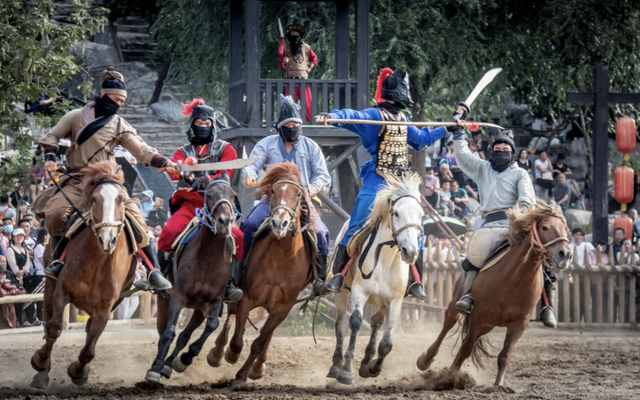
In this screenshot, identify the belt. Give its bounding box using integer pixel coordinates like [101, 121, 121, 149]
[483, 210, 508, 224]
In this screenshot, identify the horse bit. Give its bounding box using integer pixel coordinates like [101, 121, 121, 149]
[270, 179, 304, 234]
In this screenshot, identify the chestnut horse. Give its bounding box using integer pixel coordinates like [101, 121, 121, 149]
[208, 163, 312, 385]
[145, 179, 237, 384]
[31, 161, 134, 388]
[416, 203, 571, 389]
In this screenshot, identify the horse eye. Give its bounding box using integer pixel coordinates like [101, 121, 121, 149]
[393, 211, 399, 218]
[542, 225, 549, 231]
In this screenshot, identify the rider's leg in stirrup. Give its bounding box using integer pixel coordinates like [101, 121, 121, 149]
[540, 269, 558, 328]
[324, 244, 350, 293]
[311, 228, 330, 296]
[224, 259, 243, 303]
[135, 242, 172, 292]
[406, 249, 426, 299]
[45, 236, 69, 276]
[455, 259, 479, 314]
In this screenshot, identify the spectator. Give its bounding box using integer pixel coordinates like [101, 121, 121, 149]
[517, 149, 532, 172]
[450, 180, 469, 218]
[534, 150, 554, 200]
[572, 228, 595, 267]
[18, 219, 35, 251]
[616, 239, 640, 265]
[552, 173, 572, 210]
[0, 195, 12, 219]
[9, 185, 31, 209]
[630, 208, 640, 242]
[146, 197, 168, 228]
[440, 180, 454, 216]
[438, 160, 454, 183]
[595, 241, 610, 265]
[3, 208, 15, 226]
[25, 229, 47, 324]
[138, 190, 154, 219]
[423, 181, 441, 211]
[6, 228, 34, 327]
[152, 225, 163, 239]
[0, 225, 12, 256]
[422, 167, 440, 193]
[0, 255, 21, 329]
[611, 227, 626, 262]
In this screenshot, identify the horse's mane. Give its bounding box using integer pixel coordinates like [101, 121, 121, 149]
[258, 162, 302, 197]
[80, 161, 124, 207]
[508, 201, 567, 244]
[366, 173, 422, 225]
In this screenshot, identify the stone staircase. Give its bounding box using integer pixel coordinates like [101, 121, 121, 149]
[120, 104, 185, 157]
[114, 16, 157, 64]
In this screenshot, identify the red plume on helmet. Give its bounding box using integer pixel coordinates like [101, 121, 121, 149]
[181, 98, 206, 117]
[374, 67, 394, 104]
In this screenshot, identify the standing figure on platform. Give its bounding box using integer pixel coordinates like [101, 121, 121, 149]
[318, 67, 450, 299]
[242, 95, 331, 296]
[32, 68, 174, 292]
[158, 98, 243, 302]
[278, 22, 318, 121]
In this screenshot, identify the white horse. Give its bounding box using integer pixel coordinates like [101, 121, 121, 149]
[327, 173, 425, 385]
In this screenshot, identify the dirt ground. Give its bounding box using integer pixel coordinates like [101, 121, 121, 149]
[0, 320, 637, 400]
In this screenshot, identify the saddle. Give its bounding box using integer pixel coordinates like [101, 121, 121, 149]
[479, 240, 510, 272]
[346, 219, 377, 258]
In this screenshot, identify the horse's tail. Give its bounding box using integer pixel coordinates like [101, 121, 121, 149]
[459, 315, 492, 369]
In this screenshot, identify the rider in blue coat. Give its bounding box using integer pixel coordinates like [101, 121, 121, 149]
[317, 68, 450, 298]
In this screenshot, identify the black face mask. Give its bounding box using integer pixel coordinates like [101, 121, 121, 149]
[279, 126, 301, 143]
[94, 95, 120, 118]
[190, 125, 213, 145]
[490, 151, 513, 172]
[287, 36, 302, 52]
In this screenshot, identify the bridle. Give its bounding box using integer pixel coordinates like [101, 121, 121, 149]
[88, 179, 125, 239]
[530, 216, 570, 258]
[198, 179, 236, 235]
[270, 179, 304, 233]
[389, 194, 424, 242]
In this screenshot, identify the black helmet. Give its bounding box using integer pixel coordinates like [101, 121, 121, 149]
[491, 130, 515, 152]
[382, 70, 414, 108]
[182, 99, 217, 146]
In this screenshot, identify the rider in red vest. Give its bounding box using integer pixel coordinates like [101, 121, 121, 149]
[158, 99, 244, 302]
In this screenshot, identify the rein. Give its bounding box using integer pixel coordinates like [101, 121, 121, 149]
[529, 217, 570, 260]
[269, 179, 305, 234]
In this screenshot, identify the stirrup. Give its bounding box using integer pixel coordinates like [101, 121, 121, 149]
[312, 279, 329, 297]
[324, 274, 344, 293]
[455, 294, 474, 315]
[407, 282, 426, 300]
[224, 283, 243, 303]
[45, 260, 64, 279]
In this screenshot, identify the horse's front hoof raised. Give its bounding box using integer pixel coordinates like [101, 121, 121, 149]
[326, 365, 340, 379]
[336, 370, 353, 385]
[207, 348, 223, 367]
[30, 371, 50, 389]
[145, 370, 163, 385]
[67, 362, 89, 386]
[171, 357, 187, 373]
[225, 348, 240, 365]
[161, 364, 173, 378]
[416, 352, 432, 371]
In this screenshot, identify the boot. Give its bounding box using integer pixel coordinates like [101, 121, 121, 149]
[45, 236, 68, 276]
[224, 259, 243, 303]
[134, 243, 172, 292]
[324, 245, 350, 293]
[312, 255, 328, 296]
[455, 259, 478, 315]
[407, 251, 426, 299]
[540, 280, 557, 328]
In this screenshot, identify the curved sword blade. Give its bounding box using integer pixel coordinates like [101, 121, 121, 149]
[464, 68, 502, 109]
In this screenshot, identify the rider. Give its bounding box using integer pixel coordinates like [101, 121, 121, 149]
[158, 98, 244, 302]
[319, 67, 448, 299]
[33, 68, 174, 292]
[242, 95, 331, 296]
[448, 120, 551, 323]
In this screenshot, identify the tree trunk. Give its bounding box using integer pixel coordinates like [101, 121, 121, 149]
[148, 61, 171, 105]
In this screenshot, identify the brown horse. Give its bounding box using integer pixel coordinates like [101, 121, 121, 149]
[208, 163, 312, 385]
[417, 203, 571, 389]
[30, 161, 134, 388]
[145, 178, 237, 384]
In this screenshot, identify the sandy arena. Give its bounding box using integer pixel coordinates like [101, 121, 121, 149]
[0, 321, 637, 400]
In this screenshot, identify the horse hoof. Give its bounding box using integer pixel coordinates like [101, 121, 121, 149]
[416, 353, 432, 371]
[30, 371, 50, 389]
[358, 365, 373, 378]
[367, 361, 382, 378]
[494, 385, 515, 394]
[207, 349, 222, 367]
[326, 365, 340, 379]
[67, 362, 89, 386]
[31, 351, 50, 372]
[145, 370, 163, 385]
[336, 371, 353, 385]
[161, 364, 173, 378]
[229, 378, 247, 390]
[248, 364, 265, 380]
[172, 357, 187, 373]
[225, 348, 240, 365]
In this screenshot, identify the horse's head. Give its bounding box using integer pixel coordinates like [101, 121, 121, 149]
[201, 178, 237, 236]
[259, 163, 304, 240]
[82, 161, 126, 254]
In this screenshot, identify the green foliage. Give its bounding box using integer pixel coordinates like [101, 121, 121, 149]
[0, 134, 34, 193]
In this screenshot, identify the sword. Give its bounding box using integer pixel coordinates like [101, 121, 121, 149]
[457, 67, 503, 114]
[178, 158, 255, 173]
[277, 18, 285, 39]
[316, 119, 504, 130]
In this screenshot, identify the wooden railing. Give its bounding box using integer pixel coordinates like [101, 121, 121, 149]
[259, 79, 357, 126]
[403, 239, 640, 329]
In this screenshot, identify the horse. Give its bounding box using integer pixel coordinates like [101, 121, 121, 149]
[30, 161, 135, 388]
[208, 162, 313, 385]
[328, 173, 425, 385]
[416, 203, 571, 390]
[145, 178, 237, 384]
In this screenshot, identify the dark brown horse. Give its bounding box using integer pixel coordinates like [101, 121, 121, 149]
[208, 163, 312, 385]
[145, 178, 237, 384]
[30, 161, 134, 388]
[417, 203, 571, 389]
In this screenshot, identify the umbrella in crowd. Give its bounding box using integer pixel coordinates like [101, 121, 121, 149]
[422, 215, 467, 238]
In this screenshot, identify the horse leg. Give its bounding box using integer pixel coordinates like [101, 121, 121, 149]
[208, 312, 232, 367]
[233, 310, 288, 385]
[327, 290, 349, 379]
[359, 306, 385, 378]
[337, 289, 367, 385]
[30, 281, 66, 389]
[417, 301, 458, 371]
[226, 297, 250, 364]
[176, 301, 223, 371]
[67, 312, 109, 385]
[165, 309, 206, 376]
[145, 297, 182, 384]
[494, 320, 525, 389]
[367, 298, 401, 377]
